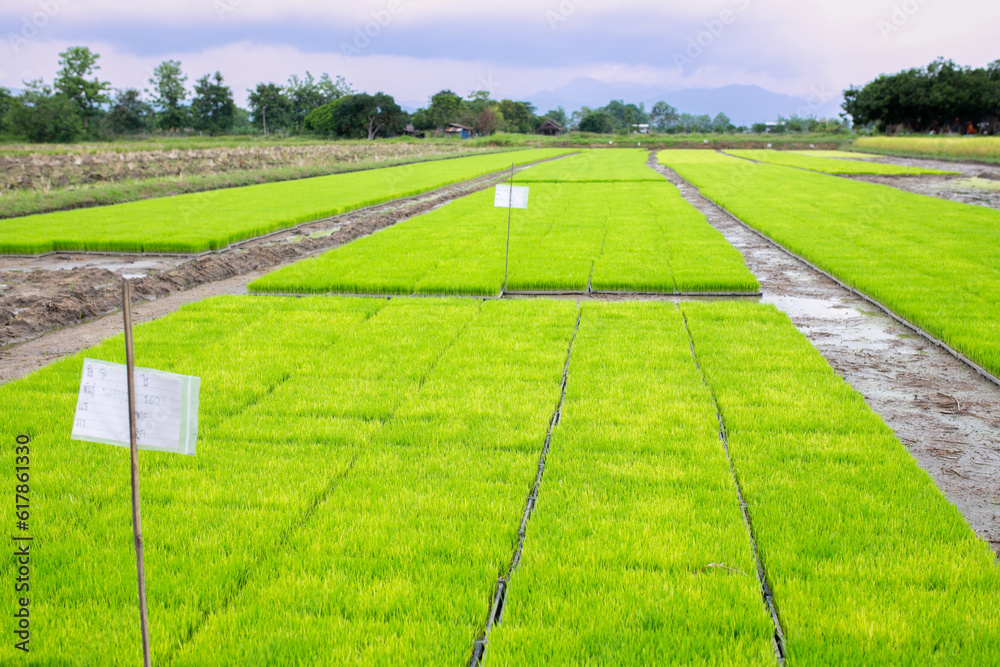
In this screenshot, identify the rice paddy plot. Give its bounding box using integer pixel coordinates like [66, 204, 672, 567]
[660, 149, 1000, 378]
[0, 149, 569, 255]
[0, 296, 579, 665]
[249, 180, 759, 296]
[515, 148, 664, 182]
[488, 302, 776, 665]
[682, 302, 1000, 664]
[724, 149, 955, 175]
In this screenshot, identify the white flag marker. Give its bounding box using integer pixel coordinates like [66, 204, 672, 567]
[72, 358, 200, 456]
[494, 184, 529, 209]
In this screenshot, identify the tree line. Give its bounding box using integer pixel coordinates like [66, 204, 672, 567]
[843, 58, 1000, 134]
[0, 45, 851, 143]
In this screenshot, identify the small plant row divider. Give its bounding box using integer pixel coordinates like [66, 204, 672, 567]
[668, 167, 1000, 390]
[680, 307, 788, 665]
[468, 309, 583, 667]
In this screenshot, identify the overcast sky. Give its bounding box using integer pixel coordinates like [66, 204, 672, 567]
[1, 0, 997, 108]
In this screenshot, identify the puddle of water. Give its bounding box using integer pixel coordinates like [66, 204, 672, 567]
[762, 295, 858, 320]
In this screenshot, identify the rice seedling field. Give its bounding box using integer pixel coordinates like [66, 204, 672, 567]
[659, 149, 1000, 378]
[0, 149, 568, 254]
[855, 136, 1000, 163]
[724, 149, 955, 175]
[789, 150, 881, 160]
[682, 302, 1000, 663]
[3, 298, 998, 665]
[250, 150, 758, 296]
[515, 149, 664, 182]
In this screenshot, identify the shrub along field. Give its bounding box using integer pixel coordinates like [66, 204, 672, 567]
[250, 151, 759, 296]
[0, 149, 569, 254]
[724, 149, 956, 175]
[2, 298, 997, 665]
[660, 149, 1000, 378]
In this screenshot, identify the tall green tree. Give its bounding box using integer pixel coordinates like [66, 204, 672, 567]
[579, 111, 615, 134]
[148, 60, 189, 131]
[497, 99, 537, 134]
[304, 92, 404, 139]
[285, 72, 353, 132]
[191, 72, 235, 135]
[543, 106, 568, 128]
[650, 101, 679, 131]
[712, 112, 734, 133]
[105, 88, 154, 135]
[248, 83, 291, 133]
[6, 81, 84, 143]
[0, 87, 13, 134]
[54, 46, 110, 131]
[427, 90, 463, 132]
[843, 58, 1000, 132]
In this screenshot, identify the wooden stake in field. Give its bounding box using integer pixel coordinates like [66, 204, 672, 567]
[503, 162, 515, 294]
[122, 278, 152, 667]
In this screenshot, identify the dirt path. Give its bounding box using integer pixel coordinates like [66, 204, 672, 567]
[653, 156, 1000, 555]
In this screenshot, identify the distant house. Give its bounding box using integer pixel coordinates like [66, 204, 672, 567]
[537, 119, 564, 136]
[631, 123, 651, 134]
[445, 123, 475, 139]
[401, 123, 425, 138]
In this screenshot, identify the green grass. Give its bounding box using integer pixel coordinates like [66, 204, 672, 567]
[855, 136, 1000, 164]
[0, 149, 569, 254]
[249, 180, 759, 295]
[724, 149, 956, 175]
[488, 302, 775, 665]
[660, 149, 1000, 378]
[682, 302, 1000, 664]
[516, 148, 663, 182]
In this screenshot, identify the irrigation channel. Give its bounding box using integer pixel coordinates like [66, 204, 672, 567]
[2, 148, 999, 664]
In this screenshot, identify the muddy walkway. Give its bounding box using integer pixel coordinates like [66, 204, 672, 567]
[653, 156, 1000, 555]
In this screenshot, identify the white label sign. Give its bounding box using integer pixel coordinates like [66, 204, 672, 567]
[494, 184, 529, 209]
[71, 359, 200, 456]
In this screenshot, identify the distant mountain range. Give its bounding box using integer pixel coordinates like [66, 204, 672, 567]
[524, 78, 844, 125]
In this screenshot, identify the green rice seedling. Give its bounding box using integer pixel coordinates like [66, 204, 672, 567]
[0, 149, 570, 255]
[487, 302, 776, 665]
[725, 149, 955, 175]
[0, 296, 505, 664]
[169, 299, 580, 665]
[250, 180, 758, 296]
[789, 150, 881, 160]
[681, 301, 1000, 664]
[515, 148, 663, 182]
[660, 149, 1000, 378]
